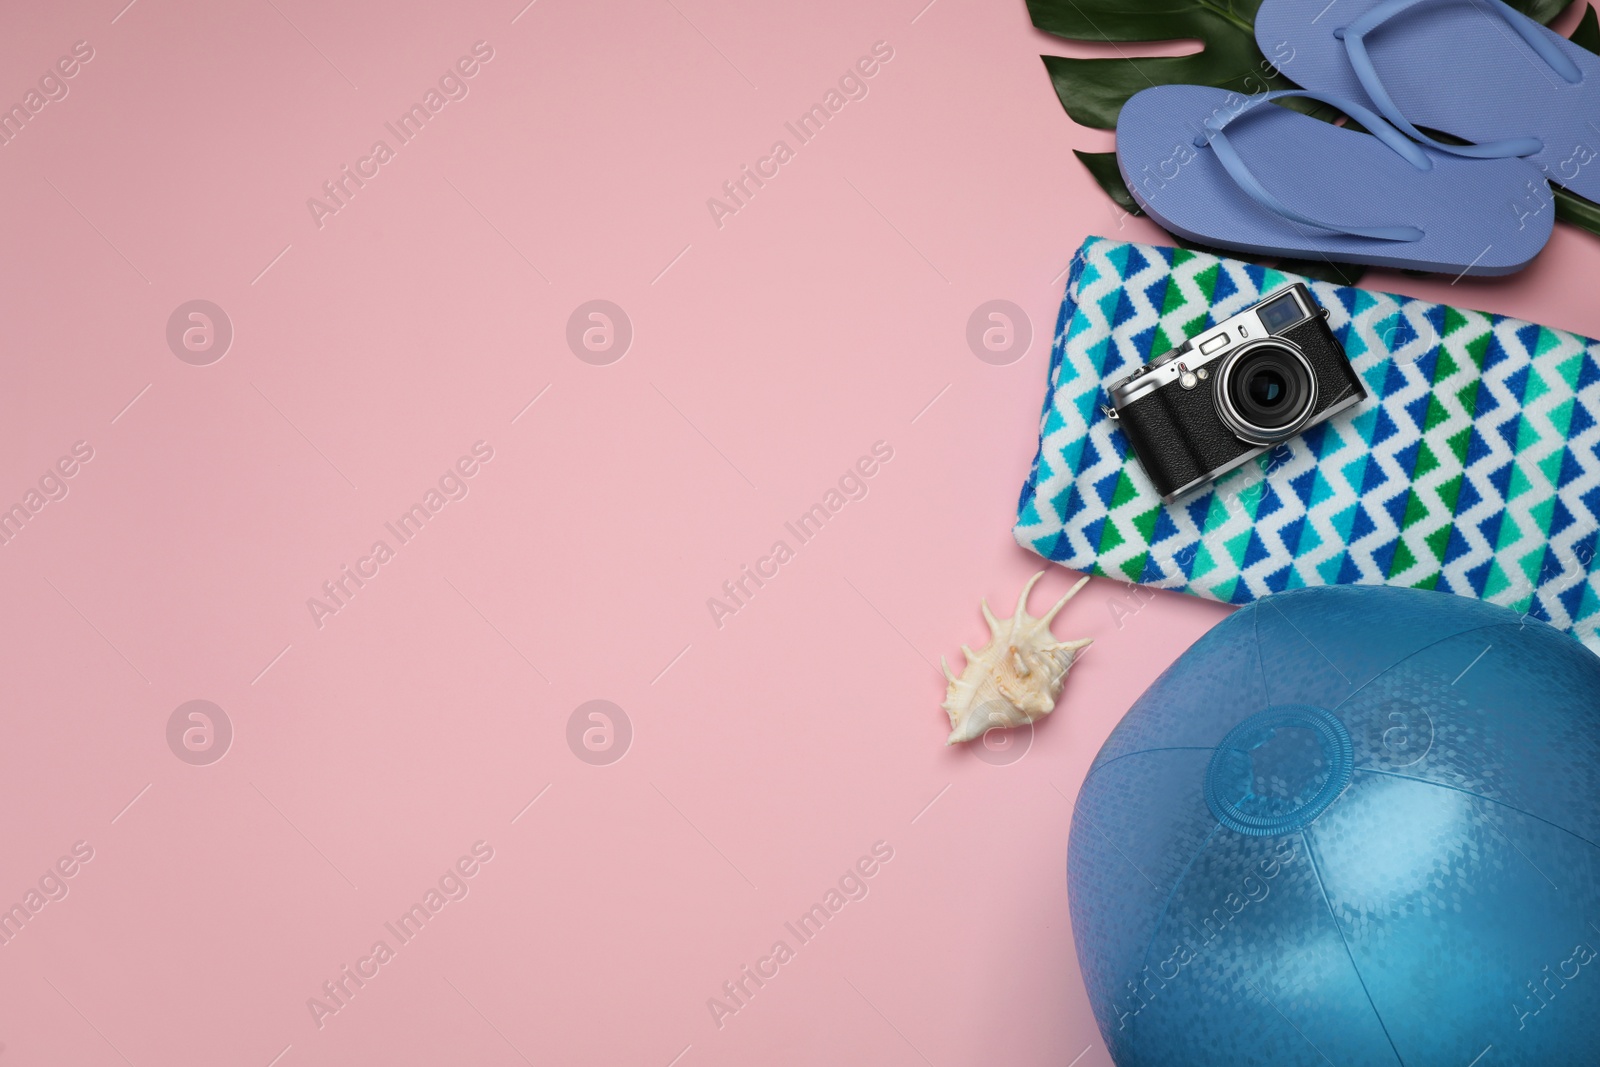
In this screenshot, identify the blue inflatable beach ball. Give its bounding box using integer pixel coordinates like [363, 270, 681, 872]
[1069, 586, 1600, 1066]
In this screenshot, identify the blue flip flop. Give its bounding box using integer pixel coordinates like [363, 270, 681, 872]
[1258, 0, 1600, 201]
[1115, 85, 1552, 275]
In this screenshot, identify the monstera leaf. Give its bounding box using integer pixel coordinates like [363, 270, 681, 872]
[1034, 0, 1600, 279]
[1034, 0, 1303, 132]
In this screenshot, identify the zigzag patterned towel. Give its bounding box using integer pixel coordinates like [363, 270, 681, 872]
[1014, 237, 1600, 651]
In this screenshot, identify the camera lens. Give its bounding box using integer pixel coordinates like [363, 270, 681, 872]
[1247, 366, 1289, 410]
[1219, 343, 1315, 440]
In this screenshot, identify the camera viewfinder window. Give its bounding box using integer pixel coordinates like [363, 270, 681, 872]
[1258, 291, 1306, 334]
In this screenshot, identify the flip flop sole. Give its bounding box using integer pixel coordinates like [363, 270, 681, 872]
[1116, 84, 1553, 275]
[1258, 0, 1600, 200]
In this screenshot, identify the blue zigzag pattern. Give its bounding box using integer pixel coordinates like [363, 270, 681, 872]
[1014, 238, 1600, 651]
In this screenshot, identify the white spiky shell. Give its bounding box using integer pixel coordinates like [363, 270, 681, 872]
[940, 571, 1092, 745]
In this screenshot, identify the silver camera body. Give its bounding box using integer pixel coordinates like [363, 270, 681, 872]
[1104, 284, 1367, 503]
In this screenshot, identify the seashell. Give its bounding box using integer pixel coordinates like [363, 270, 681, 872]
[940, 571, 1093, 745]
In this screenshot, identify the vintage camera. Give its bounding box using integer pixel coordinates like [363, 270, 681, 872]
[1104, 284, 1366, 503]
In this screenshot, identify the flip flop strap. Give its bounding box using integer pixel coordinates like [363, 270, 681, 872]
[1335, 0, 1569, 158]
[1195, 90, 1426, 242]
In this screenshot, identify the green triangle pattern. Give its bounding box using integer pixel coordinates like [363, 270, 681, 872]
[1109, 470, 1140, 511]
[1131, 505, 1162, 545]
[1117, 550, 1149, 582]
[1096, 516, 1125, 557]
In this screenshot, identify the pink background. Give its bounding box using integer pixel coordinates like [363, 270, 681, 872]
[3, 1, 1599, 1065]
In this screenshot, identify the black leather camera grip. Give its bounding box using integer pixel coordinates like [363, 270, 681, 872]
[1118, 381, 1245, 500]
